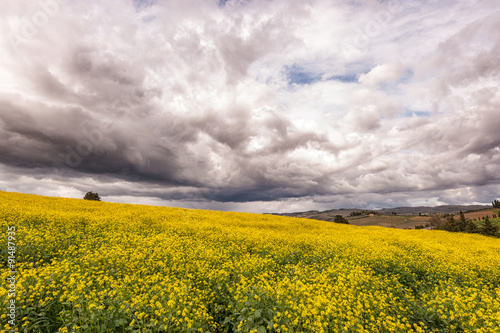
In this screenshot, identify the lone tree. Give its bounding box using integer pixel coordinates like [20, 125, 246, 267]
[492, 200, 500, 208]
[84, 191, 101, 201]
[333, 215, 349, 224]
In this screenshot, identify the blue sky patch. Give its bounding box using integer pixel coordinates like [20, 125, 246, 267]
[404, 110, 431, 117]
[285, 65, 322, 85]
[285, 64, 362, 86]
[326, 74, 359, 83]
[132, 0, 156, 10]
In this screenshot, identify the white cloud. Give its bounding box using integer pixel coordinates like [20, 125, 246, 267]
[0, 0, 499, 212]
[358, 61, 404, 87]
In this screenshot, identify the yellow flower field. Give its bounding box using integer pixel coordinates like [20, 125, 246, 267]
[1, 190, 500, 332]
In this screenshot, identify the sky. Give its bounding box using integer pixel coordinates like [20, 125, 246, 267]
[0, 0, 499, 213]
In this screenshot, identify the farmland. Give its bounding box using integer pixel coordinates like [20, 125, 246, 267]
[346, 215, 431, 229]
[1, 190, 500, 332]
[464, 210, 500, 227]
[273, 206, 500, 229]
[274, 211, 430, 229]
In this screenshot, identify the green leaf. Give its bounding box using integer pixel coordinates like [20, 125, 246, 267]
[115, 318, 127, 327]
[257, 326, 267, 333]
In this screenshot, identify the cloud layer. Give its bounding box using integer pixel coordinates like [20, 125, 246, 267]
[0, 0, 499, 212]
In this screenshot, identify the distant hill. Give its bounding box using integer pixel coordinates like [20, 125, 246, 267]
[377, 205, 492, 215]
[270, 208, 364, 220]
[270, 204, 492, 227]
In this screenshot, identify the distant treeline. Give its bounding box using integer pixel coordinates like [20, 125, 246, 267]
[349, 211, 380, 216]
[430, 211, 499, 238]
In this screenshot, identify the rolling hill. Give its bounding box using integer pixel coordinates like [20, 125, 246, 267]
[272, 205, 492, 228]
[1, 191, 500, 332]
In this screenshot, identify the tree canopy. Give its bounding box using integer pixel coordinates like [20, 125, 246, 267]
[83, 191, 101, 201]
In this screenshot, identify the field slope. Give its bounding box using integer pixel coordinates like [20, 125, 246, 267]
[1, 191, 500, 332]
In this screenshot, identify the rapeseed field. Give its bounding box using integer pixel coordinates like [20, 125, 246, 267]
[1, 190, 500, 332]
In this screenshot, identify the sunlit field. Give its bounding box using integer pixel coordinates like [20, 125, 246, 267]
[465, 210, 500, 227]
[1, 191, 500, 332]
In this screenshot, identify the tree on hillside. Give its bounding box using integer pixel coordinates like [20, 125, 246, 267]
[440, 215, 459, 232]
[457, 211, 467, 231]
[333, 215, 349, 224]
[481, 217, 499, 237]
[428, 214, 442, 228]
[458, 211, 479, 233]
[493, 200, 500, 208]
[84, 191, 101, 201]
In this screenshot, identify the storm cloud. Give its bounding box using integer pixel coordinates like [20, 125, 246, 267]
[0, 0, 499, 212]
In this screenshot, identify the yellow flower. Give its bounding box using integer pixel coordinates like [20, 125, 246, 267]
[3, 190, 500, 333]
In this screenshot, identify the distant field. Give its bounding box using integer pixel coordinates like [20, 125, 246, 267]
[397, 216, 431, 229]
[347, 215, 431, 229]
[464, 209, 499, 220]
[1, 191, 500, 332]
[347, 215, 407, 227]
[279, 207, 497, 230]
[464, 209, 500, 227]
